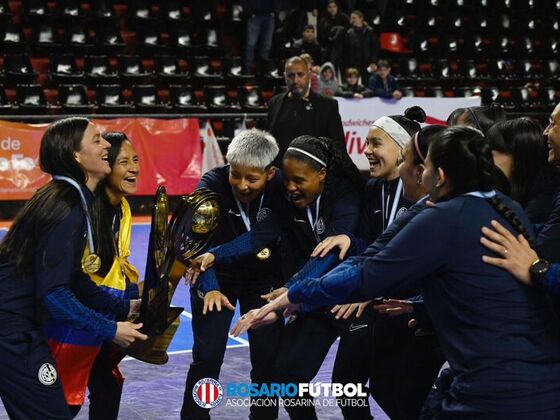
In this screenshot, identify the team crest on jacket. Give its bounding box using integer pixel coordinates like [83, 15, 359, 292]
[396, 207, 408, 220]
[38, 363, 57, 386]
[257, 207, 272, 222]
[315, 217, 326, 235]
[193, 378, 224, 408]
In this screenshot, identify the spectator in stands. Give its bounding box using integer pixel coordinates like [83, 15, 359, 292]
[293, 24, 323, 65]
[266, 56, 350, 166]
[336, 67, 373, 98]
[242, 0, 280, 74]
[316, 62, 338, 97]
[368, 60, 402, 99]
[318, 1, 350, 44]
[300, 53, 320, 92]
[318, 1, 349, 70]
[344, 10, 379, 84]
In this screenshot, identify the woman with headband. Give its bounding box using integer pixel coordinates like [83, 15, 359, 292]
[242, 126, 560, 419]
[359, 106, 425, 243]
[0, 118, 146, 419]
[190, 135, 369, 419]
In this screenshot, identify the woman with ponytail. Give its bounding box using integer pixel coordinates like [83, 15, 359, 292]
[244, 126, 560, 418]
[359, 106, 426, 243]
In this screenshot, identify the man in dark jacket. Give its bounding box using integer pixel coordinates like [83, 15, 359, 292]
[267, 56, 347, 165]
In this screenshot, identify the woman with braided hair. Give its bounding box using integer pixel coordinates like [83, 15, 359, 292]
[241, 126, 560, 418]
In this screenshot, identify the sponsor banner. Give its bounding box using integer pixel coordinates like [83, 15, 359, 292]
[0, 118, 202, 200]
[337, 97, 481, 170]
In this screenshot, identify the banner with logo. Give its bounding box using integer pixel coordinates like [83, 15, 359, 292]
[337, 97, 481, 171]
[0, 118, 202, 200]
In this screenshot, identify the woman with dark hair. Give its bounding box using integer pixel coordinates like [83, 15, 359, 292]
[317, 1, 350, 69]
[46, 131, 142, 418]
[344, 10, 379, 82]
[360, 106, 426, 243]
[245, 126, 560, 419]
[486, 118, 547, 213]
[191, 135, 369, 419]
[447, 103, 507, 134]
[0, 118, 146, 419]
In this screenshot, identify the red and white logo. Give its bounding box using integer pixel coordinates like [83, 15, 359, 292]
[192, 378, 223, 409]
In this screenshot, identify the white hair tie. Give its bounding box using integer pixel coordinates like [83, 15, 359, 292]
[372, 116, 411, 149]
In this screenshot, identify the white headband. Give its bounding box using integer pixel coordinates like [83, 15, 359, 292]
[372, 116, 411, 149]
[286, 147, 327, 167]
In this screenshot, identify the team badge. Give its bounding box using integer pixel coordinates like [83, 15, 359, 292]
[396, 207, 408, 220]
[38, 363, 57, 386]
[315, 217, 325, 235]
[192, 378, 224, 409]
[256, 207, 272, 222]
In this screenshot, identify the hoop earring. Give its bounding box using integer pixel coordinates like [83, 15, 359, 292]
[416, 178, 422, 185]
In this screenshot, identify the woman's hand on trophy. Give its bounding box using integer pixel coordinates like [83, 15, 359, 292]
[186, 252, 216, 285]
[230, 309, 279, 337]
[311, 234, 351, 259]
[113, 322, 148, 348]
[260, 287, 288, 302]
[203, 291, 235, 315]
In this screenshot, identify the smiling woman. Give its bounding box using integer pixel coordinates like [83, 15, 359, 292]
[47, 131, 144, 418]
[0, 118, 146, 420]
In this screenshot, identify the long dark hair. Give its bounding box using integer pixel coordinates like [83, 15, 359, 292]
[0, 117, 91, 275]
[486, 118, 546, 207]
[429, 125, 536, 248]
[284, 135, 364, 192]
[447, 103, 506, 134]
[91, 132, 130, 277]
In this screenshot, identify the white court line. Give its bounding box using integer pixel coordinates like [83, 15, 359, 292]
[181, 310, 250, 346]
[120, 344, 248, 362]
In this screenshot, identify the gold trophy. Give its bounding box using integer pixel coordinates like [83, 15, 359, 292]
[125, 187, 220, 364]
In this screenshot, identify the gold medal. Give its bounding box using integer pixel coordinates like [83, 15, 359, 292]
[82, 253, 101, 274]
[256, 248, 271, 260]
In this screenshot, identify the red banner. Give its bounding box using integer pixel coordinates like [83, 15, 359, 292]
[0, 118, 202, 200]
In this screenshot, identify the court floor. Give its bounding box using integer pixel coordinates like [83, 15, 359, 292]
[0, 224, 388, 419]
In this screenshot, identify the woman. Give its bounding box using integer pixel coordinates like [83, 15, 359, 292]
[244, 126, 560, 418]
[486, 118, 546, 209]
[344, 10, 379, 84]
[318, 1, 350, 71]
[0, 118, 146, 419]
[48, 132, 141, 418]
[192, 135, 369, 419]
[88, 132, 141, 419]
[359, 107, 424, 243]
[447, 102, 507, 134]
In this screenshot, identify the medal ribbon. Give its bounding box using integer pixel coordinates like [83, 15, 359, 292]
[381, 179, 403, 231]
[233, 192, 264, 232]
[306, 194, 322, 242]
[53, 175, 96, 255]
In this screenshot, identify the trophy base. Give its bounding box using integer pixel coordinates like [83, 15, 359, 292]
[125, 306, 184, 365]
